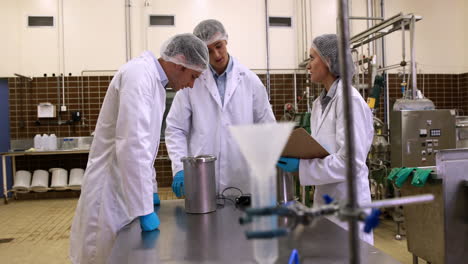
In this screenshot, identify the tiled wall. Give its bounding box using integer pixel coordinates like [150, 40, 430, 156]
[7, 72, 468, 188]
[460, 73, 468, 114]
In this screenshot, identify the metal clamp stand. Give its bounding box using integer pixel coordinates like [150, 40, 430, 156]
[240, 194, 433, 240]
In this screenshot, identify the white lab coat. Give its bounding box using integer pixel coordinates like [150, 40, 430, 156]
[298, 80, 374, 245]
[70, 51, 166, 264]
[165, 56, 275, 194]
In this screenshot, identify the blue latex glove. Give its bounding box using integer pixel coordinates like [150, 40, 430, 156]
[153, 193, 160, 205]
[288, 249, 300, 264]
[277, 157, 299, 172]
[140, 212, 160, 231]
[172, 170, 185, 197]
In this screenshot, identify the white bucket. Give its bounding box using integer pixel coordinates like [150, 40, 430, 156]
[30, 170, 49, 192]
[12, 170, 32, 193]
[68, 168, 84, 190]
[50, 168, 68, 191]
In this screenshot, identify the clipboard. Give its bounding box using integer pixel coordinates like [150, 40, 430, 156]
[281, 128, 329, 159]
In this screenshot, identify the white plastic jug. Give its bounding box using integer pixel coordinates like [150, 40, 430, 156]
[49, 134, 57, 151]
[68, 168, 84, 190]
[42, 134, 49, 151]
[31, 170, 49, 192]
[50, 168, 68, 190]
[12, 170, 32, 193]
[34, 134, 42, 150]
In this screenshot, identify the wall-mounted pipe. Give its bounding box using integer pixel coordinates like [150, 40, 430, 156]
[125, 0, 132, 61]
[142, 0, 151, 51]
[264, 0, 271, 99]
[57, 0, 66, 112]
[13, 73, 33, 82]
[366, 0, 373, 58]
[410, 15, 418, 99]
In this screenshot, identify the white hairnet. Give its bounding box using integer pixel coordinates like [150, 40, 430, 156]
[193, 19, 228, 45]
[160, 33, 209, 72]
[311, 34, 355, 77]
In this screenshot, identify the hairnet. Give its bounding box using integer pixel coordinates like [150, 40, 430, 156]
[193, 19, 229, 45]
[311, 34, 355, 77]
[160, 33, 209, 72]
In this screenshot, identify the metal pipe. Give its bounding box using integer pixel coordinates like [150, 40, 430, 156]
[366, 0, 373, 58]
[61, 0, 65, 78]
[62, 74, 65, 109]
[264, 0, 271, 99]
[293, 72, 297, 111]
[349, 16, 384, 20]
[376, 62, 412, 72]
[401, 19, 406, 84]
[410, 15, 418, 99]
[304, 0, 309, 58]
[301, 0, 307, 60]
[361, 194, 434, 209]
[385, 71, 390, 132]
[13, 73, 33, 81]
[143, 0, 150, 50]
[125, 0, 132, 61]
[380, 0, 389, 126]
[351, 50, 359, 86]
[337, 0, 360, 263]
[2, 155, 8, 202]
[57, 76, 62, 125]
[81, 70, 117, 75]
[124, 0, 128, 61]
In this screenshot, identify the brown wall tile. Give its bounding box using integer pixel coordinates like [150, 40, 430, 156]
[8, 72, 468, 187]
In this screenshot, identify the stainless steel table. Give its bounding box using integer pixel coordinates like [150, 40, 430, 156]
[1, 149, 89, 203]
[109, 200, 400, 263]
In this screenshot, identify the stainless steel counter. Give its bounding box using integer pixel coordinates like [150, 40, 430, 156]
[108, 200, 400, 264]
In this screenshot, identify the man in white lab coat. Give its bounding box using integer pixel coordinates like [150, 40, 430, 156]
[69, 34, 209, 264]
[166, 19, 275, 197]
[277, 34, 374, 244]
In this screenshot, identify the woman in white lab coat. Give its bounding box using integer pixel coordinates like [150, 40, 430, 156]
[166, 20, 275, 196]
[277, 34, 374, 244]
[69, 34, 209, 264]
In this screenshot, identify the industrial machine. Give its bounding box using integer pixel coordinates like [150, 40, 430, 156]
[400, 149, 468, 264]
[390, 110, 456, 167]
[455, 116, 468, 148]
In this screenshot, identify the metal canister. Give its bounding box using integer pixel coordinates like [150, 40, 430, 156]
[277, 167, 296, 204]
[181, 155, 217, 214]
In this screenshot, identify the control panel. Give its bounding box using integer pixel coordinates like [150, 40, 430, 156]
[391, 110, 456, 167]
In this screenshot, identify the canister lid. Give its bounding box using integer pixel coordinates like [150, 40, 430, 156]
[181, 155, 217, 162]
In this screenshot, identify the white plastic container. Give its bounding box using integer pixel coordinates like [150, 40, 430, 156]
[30, 170, 49, 192]
[50, 168, 68, 190]
[42, 134, 49, 151]
[68, 168, 85, 190]
[12, 170, 32, 193]
[34, 134, 42, 150]
[49, 134, 57, 151]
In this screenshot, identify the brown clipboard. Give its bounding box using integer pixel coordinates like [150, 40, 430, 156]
[281, 128, 330, 159]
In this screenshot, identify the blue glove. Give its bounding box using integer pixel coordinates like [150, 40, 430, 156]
[171, 170, 185, 197]
[140, 212, 160, 231]
[277, 157, 299, 172]
[153, 193, 160, 205]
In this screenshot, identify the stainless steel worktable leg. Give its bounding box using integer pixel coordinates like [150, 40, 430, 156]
[2, 155, 8, 204]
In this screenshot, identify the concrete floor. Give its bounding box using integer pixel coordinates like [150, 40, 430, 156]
[0, 188, 419, 264]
